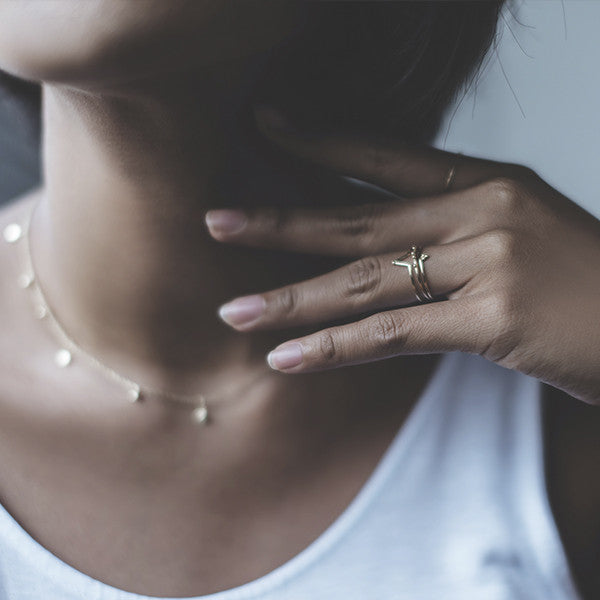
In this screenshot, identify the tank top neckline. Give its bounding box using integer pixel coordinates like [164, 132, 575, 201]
[0, 353, 456, 600]
[0, 353, 581, 599]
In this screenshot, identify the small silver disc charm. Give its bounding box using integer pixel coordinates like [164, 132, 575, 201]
[54, 349, 72, 368]
[3, 223, 23, 243]
[18, 273, 34, 288]
[192, 405, 208, 424]
[127, 385, 141, 403]
[34, 304, 48, 319]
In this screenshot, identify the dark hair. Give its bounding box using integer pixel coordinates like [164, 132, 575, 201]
[0, 1, 502, 148]
[255, 0, 503, 142]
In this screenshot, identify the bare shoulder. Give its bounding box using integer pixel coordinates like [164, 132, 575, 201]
[543, 385, 600, 599]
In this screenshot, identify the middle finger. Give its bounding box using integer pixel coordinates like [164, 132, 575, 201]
[217, 236, 485, 331]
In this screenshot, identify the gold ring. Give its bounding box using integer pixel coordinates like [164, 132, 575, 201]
[391, 246, 434, 303]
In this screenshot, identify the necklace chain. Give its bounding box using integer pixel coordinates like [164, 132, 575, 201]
[3, 198, 274, 424]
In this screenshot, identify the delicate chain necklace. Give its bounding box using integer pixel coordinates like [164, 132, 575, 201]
[2, 199, 273, 424]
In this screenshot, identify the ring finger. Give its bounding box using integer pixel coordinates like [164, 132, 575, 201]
[217, 236, 487, 331]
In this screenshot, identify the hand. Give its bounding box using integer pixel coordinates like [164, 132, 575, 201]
[206, 117, 600, 404]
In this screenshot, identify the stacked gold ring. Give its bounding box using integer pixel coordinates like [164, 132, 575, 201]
[392, 246, 434, 303]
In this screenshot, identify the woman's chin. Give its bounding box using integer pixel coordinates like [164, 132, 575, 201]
[0, 0, 301, 89]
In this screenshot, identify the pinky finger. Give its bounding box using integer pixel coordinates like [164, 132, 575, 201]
[266, 295, 496, 373]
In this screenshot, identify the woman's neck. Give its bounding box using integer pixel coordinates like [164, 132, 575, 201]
[34, 77, 303, 396]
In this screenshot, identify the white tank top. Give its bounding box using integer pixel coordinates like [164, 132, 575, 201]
[0, 352, 582, 599]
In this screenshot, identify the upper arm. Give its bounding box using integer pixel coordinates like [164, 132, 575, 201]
[543, 384, 600, 600]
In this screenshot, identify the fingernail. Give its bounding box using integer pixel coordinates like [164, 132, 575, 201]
[254, 105, 293, 132]
[267, 342, 303, 371]
[205, 210, 247, 237]
[218, 295, 266, 328]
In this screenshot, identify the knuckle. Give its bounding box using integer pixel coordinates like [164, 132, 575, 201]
[344, 256, 382, 298]
[370, 312, 406, 355]
[336, 204, 383, 249]
[481, 228, 518, 264]
[477, 291, 522, 363]
[487, 290, 519, 329]
[486, 177, 523, 214]
[261, 207, 292, 235]
[318, 329, 340, 362]
[275, 285, 299, 317]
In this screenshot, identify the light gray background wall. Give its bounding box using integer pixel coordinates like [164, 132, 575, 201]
[434, 0, 600, 218]
[1, 1, 599, 217]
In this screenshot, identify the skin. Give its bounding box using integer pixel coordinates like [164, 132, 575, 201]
[0, 0, 598, 597]
[213, 116, 600, 405]
[0, 1, 437, 596]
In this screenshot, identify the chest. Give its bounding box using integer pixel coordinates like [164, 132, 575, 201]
[0, 412, 587, 600]
[0, 381, 597, 599]
[0, 407, 404, 597]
